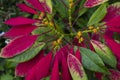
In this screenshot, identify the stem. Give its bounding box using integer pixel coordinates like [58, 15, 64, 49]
[68, 1, 73, 33]
[82, 30, 92, 33]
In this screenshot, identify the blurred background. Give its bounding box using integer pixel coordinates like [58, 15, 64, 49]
[0, 0, 24, 80]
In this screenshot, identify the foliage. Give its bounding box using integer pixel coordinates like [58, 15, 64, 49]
[0, 0, 120, 80]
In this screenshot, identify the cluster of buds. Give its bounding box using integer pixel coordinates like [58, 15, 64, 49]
[88, 26, 100, 33]
[42, 19, 54, 27]
[76, 31, 84, 43]
[52, 38, 62, 50]
[38, 12, 45, 20]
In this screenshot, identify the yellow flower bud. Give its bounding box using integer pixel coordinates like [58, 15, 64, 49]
[49, 22, 54, 27]
[44, 21, 49, 25]
[80, 37, 84, 42]
[78, 37, 84, 43]
[57, 38, 62, 44]
[38, 12, 45, 19]
[93, 29, 97, 33]
[69, 3, 73, 7]
[89, 26, 94, 30]
[97, 27, 100, 30]
[77, 31, 82, 37]
[76, 31, 82, 39]
[52, 41, 57, 46]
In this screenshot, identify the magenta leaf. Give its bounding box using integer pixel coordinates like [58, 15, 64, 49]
[39, 0, 52, 14]
[67, 54, 88, 80]
[108, 69, 120, 80]
[4, 25, 37, 39]
[75, 49, 82, 63]
[8, 42, 45, 63]
[0, 35, 38, 58]
[103, 2, 120, 21]
[95, 72, 103, 80]
[106, 16, 120, 32]
[62, 55, 72, 80]
[84, 0, 108, 8]
[4, 16, 37, 26]
[17, 3, 37, 14]
[104, 38, 120, 62]
[106, 15, 120, 27]
[26, 0, 45, 12]
[15, 50, 44, 77]
[50, 58, 60, 80]
[25, 52, 52, 80]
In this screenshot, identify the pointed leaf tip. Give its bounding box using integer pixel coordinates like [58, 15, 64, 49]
[17, 3, 37, 14]
[8, 42, 45, 63]
[0, 35, 38, 58]
[27, 0, 45, 12]
[39, 0, 52, 14]
[87, 3, 107, 26]
[91, 40, 117, 68]
[67, 54, 88, 80]
[80, 47, 110, 74]
[84, 0, 108, 8]
[103, 2, 120, 21]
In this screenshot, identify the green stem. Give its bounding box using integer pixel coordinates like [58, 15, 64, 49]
[68, 2, 73, 33]
[82, 30, 92, 33]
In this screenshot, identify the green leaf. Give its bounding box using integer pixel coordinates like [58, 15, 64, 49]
[67, 54, 88, 80]
[0, 74, 13, 80]
[53, 0, 68, 18]
[80, 47, 110, 74]
[91, 40, 117, 68]
[78, 8, 88, 17]
[8, 42, 45, 63]
[32, 27, 51, 35]
[87, 3, 107, 26]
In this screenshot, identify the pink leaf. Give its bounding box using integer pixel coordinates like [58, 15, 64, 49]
[4, 25, 37, 39]
[84, 0, 108, 8]
[95, 72, 103, 80]
[106, 16, 120, 28]
[75, 49, 82, 63]
[62, 55, 72, 80]
[50, 58, 60, 80]
[67, 54, 87, 80]
[105, 38, 120, 61]
[15, 50, 44, 77]
[0, 35, 38, 58]
[25, 52, 52, 80]
[108, 69, 120, 80]
[39, 0, 52, 14]
[27, 0, 45, 12]
[117, 62, 120, 71]
[103, 3, 120, 22]
[17, 3, 37, 14]
[4, 16, 36, 26]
